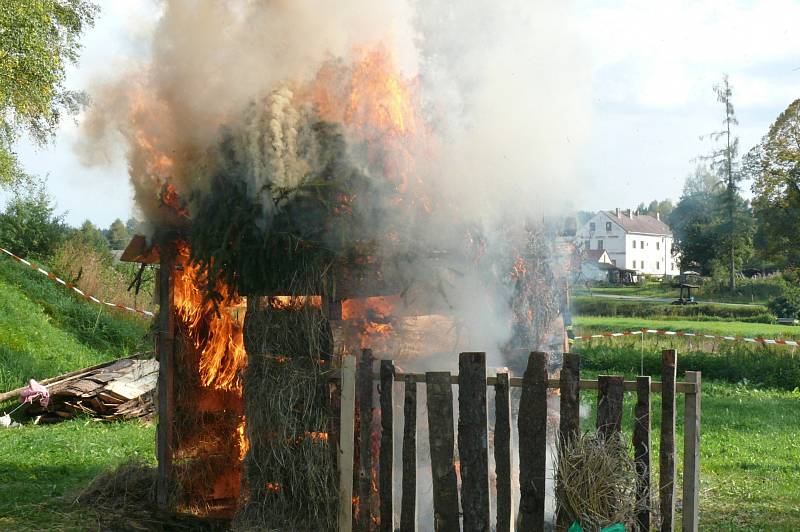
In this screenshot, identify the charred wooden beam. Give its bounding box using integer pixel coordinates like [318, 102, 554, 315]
[458, 352, 490, 531]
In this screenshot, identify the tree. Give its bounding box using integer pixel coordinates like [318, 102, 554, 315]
[0, 176, 65, 257]
[700, 75, 743, 290]
[745, 98, 800, 268]
[0, 0, 97, 186]
[669, 166, 753, 275]
[107, 218, 129, 249]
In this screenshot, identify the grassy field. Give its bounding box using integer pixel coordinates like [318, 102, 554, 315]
[576, 283, 778, 305]
[574, 315, 800, 340]
[577, 371, 800, 531]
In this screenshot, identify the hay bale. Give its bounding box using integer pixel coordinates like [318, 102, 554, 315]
[555, 431, 642, 531]
[233, 297, 337, 531]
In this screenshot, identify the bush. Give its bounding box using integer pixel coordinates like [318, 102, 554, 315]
[577, 343, 800, 390]
[704, 272, 788, 301]
[573, 297, 771, 320]
[768, 289, 800, 319]
[0, 177, 66, 258]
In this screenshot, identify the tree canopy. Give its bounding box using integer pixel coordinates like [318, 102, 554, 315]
[746, 98, 800, 267]
[0, 0, 97, 186]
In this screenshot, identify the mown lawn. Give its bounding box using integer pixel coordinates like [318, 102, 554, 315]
[0, 419, 155, 531]
[574, 315, 800, 340]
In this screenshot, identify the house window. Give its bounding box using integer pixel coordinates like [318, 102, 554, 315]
[597, 239, 604, 250]
[656, 261, 660, 270]
[632, 240, 636, 249]
[641, 261, 645, 269]
[606, 222, 612, 232]
[640, 240, 645, 248]
[584, 240, 590, 250]
[632, 260, 636, 268]
[656, 242, 660, 250]
[671, 263, 675, 271]
[589, 222, 596, 231]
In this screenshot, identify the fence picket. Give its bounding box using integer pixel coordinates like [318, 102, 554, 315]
[597, 375, 624, 440]
[357, 349, 375, 531]
[426, 372, 459, 531]
[659, 350, 678, 532]
[379, 360, 394, 531]
[458, 352, 491, 531]
[400, 375, 416, 532]
[338, 356, 357, 532]
[634, 375, 651, 532]
[494, 372, 512, 532]
[682, 371, 701, 532]
[518, 352, 548, 531]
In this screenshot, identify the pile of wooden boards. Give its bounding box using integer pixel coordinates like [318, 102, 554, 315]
[1, 356, 158, 423]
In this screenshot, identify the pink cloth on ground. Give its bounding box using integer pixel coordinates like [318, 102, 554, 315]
[19, 379, 50, 407]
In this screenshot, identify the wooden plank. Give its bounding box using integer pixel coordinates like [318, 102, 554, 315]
[457, 353, 490, 531]
[339, 355, 357, 532]
[559, 353, 581, 444]
[634, 376, 651, 532]
[556, 353, 581, 531]
[659, 350, 677, 532]
[596, 375, 624, 440]
[517, 352, 548, 531]
[682, 371, 702, 532]
[379, 360, 394, 532]
[400, 375, 417, 532]
[494, 372, 512, 532]
[425, 371, 459, 532]
[156, 245, 175, 509]
[357, 349, 375, 531]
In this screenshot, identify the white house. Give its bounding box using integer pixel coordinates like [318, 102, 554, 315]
[581, 249, 613, 282]
[576, 209, 679, 277]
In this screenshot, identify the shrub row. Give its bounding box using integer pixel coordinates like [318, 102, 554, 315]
[573, 297, 771, 321]
[577, 343, 800, 391]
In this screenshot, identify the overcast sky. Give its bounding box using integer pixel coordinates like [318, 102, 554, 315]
[10, 0, 800, 227]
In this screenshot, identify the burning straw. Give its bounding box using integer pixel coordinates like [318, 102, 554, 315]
[234, 283, 337, 530]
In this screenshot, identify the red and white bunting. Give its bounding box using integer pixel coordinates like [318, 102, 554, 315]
[1, 247, 154, 318]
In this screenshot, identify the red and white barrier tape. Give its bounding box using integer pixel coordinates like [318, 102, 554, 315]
[570, 328, 800, 347]
[0, 247, 154, 318]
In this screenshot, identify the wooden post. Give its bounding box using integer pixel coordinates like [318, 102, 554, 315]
[634, 376, 651, 532]
[400, 375, 417, 532]
[518, 352, 548, 531]
[156, 245, 175, 509]
[339, 355, 357, 532]
[494, 372, 512, 532]
[458, 353, 490, 531]
[682, 371, 701, 532]
[426, 372, 459, 532]
[357, 349, 375, 531]
[596, 375, 624, 440]
[379, 360, 395, 532]
[659, 349, 677, 532]
[556, 353, 581, 531]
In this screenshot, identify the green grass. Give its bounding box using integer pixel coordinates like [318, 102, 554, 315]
[0, 257, 150, 392]
[577, 283, 776, 305]
[577, 373, 800, 530]
[573, 296, 773, 322]
[574, 315, 800, 340]
[0, 418, 155, 531]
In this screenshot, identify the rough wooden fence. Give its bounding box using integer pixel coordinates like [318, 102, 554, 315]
[337, 349, 701, 532]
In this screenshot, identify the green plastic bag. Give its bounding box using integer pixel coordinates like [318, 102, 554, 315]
[568, 522, 626, 532]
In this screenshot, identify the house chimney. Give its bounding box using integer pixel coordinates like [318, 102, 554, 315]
[628, 209, 633, 219]
[656, 212, 660, 221]
[615, 207, 620, 218]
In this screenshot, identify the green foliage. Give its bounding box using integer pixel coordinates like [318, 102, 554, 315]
[0, 176, 66, 258]
[669, 166, 754, 275]
[0, 256, 149, 394]
[746, 98, 800, 267]
[578, 342, 800, 391]
[573, 297, 771, 321]
[574, 315, 800, 340]
[70, 220, 112, 263]
[0, 0, 97, 185]
[106, 218, 130, 249]
[767, 288, 800, 319]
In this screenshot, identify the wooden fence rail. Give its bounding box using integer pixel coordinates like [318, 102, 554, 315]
[337, 349, 701, 532]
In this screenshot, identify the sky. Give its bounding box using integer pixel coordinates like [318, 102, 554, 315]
[9, 0, 800, 228]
